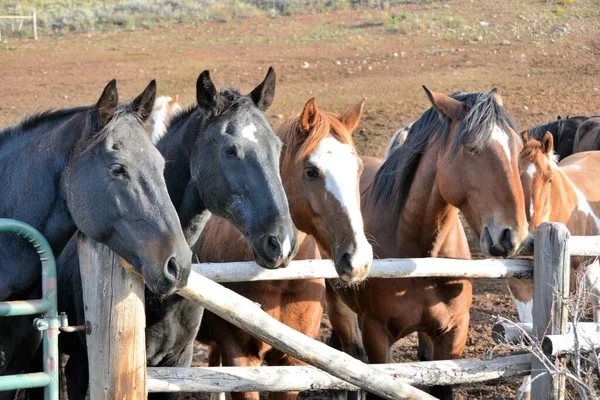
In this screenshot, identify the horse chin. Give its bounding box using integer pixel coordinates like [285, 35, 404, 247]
[251, 248, 290, 270]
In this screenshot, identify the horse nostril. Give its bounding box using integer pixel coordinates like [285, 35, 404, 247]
[338, 253, 353, 275]
[164, 257, 180, 281]
[500, 229, 514, 253]
[266, 236, 281, 258]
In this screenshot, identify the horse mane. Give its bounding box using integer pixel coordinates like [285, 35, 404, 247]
[277, 110, 353, 172]
[166, 88, 244, 135]
[367, 91, 518, 233]
[519, 138, 559, 169]
[0, 105, 94, 149]
[527, 119, 562, 142]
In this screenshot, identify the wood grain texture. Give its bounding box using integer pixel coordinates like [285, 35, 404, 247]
[78, 233, 147, 400]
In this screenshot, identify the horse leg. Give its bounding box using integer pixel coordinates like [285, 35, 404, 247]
[65, 351, 89, 400]
[429, 313, 470, 400]
[417, 332, 434, 361]
[208, 346, 226, 400]
[507, 278, 533, 400]
[326, 284, 364, 400]
[221, 339, 261, 400]
[149, 343, 195, 400]
[361, 315, 391, 400]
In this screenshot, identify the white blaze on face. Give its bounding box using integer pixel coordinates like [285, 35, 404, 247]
[281, 235, 291, 258]
[308, 137, 373, 274]
[241, 123, 258, 143]
[491, 124, 513, 167]
[526, 163, 537, 219]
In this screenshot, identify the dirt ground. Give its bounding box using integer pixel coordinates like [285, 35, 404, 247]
[2, 1, 599, 398]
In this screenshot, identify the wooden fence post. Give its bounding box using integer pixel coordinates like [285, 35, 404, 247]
[531, 222, 570, 400]
[77, 233, 147, 400]
[32, 10, 37, 40]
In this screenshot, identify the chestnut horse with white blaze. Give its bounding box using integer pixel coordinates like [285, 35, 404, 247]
[195, 98, 372, 400]
[509, 132, 600, 399]
[327, 87, 528, 399]
[145, 94, 181, 144]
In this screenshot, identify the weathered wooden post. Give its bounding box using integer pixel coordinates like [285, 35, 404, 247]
[77, 233, 147, 400]
[531, 222, 570, 400]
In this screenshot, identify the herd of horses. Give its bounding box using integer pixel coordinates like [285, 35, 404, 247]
[1, 66, 599, 400]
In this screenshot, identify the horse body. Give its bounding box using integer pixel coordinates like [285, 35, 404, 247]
[509, 133, 600, 399]
[328, 88, 527, 399]
[195, 98, 372, 400]
[0, 80, 193, 398]
[573, 117, 600, 153]
[56, 68, 298, 400]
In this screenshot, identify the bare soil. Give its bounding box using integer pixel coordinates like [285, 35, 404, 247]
[2, 1, 599, 398]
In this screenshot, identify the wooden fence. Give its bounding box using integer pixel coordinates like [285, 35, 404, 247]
[0, 11, 38, 41]
[77, 222, 600, 399]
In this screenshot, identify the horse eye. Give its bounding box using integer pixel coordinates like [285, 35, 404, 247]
[223, 146, 237, 158]
[465, 145, 477, 155]
[109, 164, 126, 176]
[305, 168, 320, 179]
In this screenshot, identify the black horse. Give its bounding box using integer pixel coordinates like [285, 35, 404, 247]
[56, 68, 299, 399]
[526, 115, 595, 160]
[0, 80, 192, 399]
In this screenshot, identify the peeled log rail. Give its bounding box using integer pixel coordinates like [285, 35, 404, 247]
[492, 322, 600, 345]
[542, 324, 600, 356]
[179, 271, 435, 400]
[147, 354, 531, 393]
[569, 236, 600, 257]
[193, 258, 533, 283]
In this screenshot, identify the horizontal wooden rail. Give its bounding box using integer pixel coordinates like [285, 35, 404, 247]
[179, 270, 435, 399]
[569, 236, 600, 257]
[193, 258, 533, 283]
[147, 354, 530, 393]
[0, 15, 34, 19]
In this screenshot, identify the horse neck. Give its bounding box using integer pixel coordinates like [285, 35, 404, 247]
[0, 117, 83, 254]
[547, 164, 600, 234]
[365, 142, 465, 259]
[157, 114, 198, 209]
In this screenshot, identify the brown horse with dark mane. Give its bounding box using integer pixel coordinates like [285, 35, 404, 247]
[327, 87, 528, 399]
[195, 98, 373, 400]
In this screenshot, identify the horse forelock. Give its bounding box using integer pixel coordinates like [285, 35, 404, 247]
[278, 110, 354, 172]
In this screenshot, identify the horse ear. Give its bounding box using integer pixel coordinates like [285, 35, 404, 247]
[557, 115, 562, 120]
[490, 88, 503, 107]
[96, 79, 118, 127]
[541, 131, 554, 154]
[249, 66, 276, 112]
[340, 97, 366, 133]
[131, 80, 156, 122]
[520, 130, 529, 143]
[300, 98, 319, 133]
[196, 70, 218, 111]
[422, 85, 466, 121]
[169, 94, 179, 108]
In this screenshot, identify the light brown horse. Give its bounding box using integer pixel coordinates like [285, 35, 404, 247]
[328, 88, 528, 399]
[195, 97, 373, 400]
[573, 117, 600, 153]
[509, 132, 600, 398]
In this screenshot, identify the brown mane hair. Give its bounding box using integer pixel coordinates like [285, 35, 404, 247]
[278, 110, 353, 171]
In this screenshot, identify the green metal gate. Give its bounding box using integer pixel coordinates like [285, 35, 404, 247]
[0, 218, 59, 399]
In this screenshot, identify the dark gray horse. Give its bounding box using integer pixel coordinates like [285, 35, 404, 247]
[0, 80, 192, 398]
[526, 115, 596, 160]
[56, 68, 298, 399]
